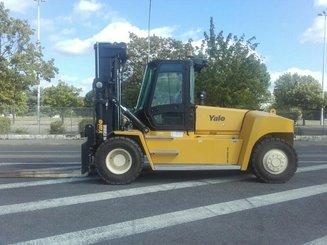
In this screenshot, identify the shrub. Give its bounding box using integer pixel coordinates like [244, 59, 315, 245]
[78, 118, 93, 137]
[50, 120, 66, 134]
[12, 128, 28, 134]
[0, 117, 11, 134]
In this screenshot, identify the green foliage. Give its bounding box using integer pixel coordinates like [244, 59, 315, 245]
[0, 117, 11, 134]
[12, 128, 28, 134]
[78, 118, 93, 136]
[43, 81, 84, 122]
[50, 120, 66, 134]
[84, 90, 93, 107]
[0, 3, 58, 109]
[196, 17, 271, 109]
[121, 18, 270, 109]
[274, 73, 323, 111]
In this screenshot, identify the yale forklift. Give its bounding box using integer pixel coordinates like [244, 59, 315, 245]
[81, 42, 297, 184]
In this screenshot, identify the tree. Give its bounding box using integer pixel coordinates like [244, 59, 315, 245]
[196, 17, 271, 109]
[84, 90, 93, 107]
[43, 81, 84, 123]
[0, 3, 58, 112]
[274, 73, 323, 124]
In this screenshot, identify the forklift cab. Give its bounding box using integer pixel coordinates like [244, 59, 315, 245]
[135, 59, 206, 132]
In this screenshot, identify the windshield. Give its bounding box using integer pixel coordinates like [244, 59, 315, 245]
[135, 64, 154, 111]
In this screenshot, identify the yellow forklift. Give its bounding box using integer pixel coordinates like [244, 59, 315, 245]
[81, 42, 297, 184]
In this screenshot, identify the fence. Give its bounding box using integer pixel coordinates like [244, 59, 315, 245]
[1, 107, 93, 135]
[284, 109, 327, 135]
[1, 107, 327, 136]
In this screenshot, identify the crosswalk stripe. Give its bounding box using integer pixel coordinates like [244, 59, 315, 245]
[14, 183, 327, 245]
[1, 163, 327, 216]
[0, 177, 94, 190]
[0, 176, 246, 216]
[0, 151, 79, 153]
[297, 154, 327, 157]
[0, 162, 80, 166]
[1, 163, 326, 191]
[0, 155, 78, 158]
[297, 164, 327, 172]
[298, 161, 327, 164]
[303, 235, 327, 245]
[12, 166, 79, 172]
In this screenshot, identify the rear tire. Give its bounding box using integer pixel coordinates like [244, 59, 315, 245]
[251, 137, 297, 183]
[95, 137, 143, 184]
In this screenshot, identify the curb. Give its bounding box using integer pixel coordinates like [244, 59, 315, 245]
[0, 170, 87, 178]
[295, 135, 327, 141]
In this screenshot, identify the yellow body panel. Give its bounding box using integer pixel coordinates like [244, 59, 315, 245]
[114, 106, 294, 171]
[195, 106, 248, 134]
[238, 110, 294, 170]
[145, 132, 243, 165]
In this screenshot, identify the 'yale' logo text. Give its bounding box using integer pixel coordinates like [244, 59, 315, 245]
[209, 114, 225, 122]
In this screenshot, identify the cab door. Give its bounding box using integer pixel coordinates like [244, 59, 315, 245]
[146, 62, 193, 131]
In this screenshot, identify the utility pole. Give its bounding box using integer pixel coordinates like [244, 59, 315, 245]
[35, 0, 45, 133]
[318, 11, 326, 126]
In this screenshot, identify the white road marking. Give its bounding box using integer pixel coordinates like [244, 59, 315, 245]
[1, 163, 326, 216]
[0, 151, 79, 153]
[297, 164, 327, 172]
[10, 166, 80, 172]
[0, 177, 94, 190]
[303, 235, 327, 245]
[0, 162, 80, 166]
[0, 162, 326, 191]
[14, 183, 327, 245]
[0, 155, 78, 158]
[298, 161, 327, 164]
[0, 176, 246, 216]
[298, 154, 327, 157]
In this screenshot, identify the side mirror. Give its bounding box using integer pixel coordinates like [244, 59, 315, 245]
[197, 91, 207, 105]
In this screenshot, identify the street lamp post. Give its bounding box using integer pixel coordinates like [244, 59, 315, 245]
[34, 0, 44, 134]
[147, 0, 152, 63]
[318, 11, 326, 126]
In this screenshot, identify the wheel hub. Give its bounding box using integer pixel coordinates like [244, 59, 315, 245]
[105, 148, 132, 175]
[263, 149, 288, 174]
[113, 154, 127, 167]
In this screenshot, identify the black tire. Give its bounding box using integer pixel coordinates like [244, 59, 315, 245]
[95, 137, 144, 184]
[251, 137, 298, 183]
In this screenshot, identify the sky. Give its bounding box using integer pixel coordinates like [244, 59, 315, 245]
[1, 0, 327, 95]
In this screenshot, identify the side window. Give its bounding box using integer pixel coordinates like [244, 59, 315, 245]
[151, 71, 183, 107]
[150, 63, 185, 128]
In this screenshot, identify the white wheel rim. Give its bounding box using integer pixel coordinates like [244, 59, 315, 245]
[105, 148, 132, 175]
[263, 149, 288, 175]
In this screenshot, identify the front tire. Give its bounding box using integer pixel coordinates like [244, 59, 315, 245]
[95, 137, 143, 184]
[251, 137, 297, 183]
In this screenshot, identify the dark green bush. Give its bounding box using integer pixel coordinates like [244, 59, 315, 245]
[50, 120, 66, 134]
[0, 117, 11, 134]
[78, 118, 93, 137]
[12, 128, 28, 134]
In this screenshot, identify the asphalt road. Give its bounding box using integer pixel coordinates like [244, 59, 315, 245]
[0, 140, 326, 244]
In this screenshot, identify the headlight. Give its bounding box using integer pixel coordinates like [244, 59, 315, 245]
[96, 81, 103, 88]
